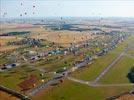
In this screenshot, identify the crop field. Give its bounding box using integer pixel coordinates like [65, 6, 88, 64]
[0, 23, 41, 34]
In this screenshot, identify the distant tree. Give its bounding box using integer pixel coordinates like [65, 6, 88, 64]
[127, 66, 134, 83]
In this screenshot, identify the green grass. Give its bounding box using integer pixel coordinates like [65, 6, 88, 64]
[99, 56, 134, 84]
[32, 79, 132, 100]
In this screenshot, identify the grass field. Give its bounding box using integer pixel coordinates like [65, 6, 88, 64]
[31, 79, 132, 100]
[99, 56, 134, 84]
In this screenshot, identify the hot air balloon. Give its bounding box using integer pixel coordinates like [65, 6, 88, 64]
[24, 12, 27, 15]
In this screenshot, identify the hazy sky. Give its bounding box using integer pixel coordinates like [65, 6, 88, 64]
[1, 0, 134, 18]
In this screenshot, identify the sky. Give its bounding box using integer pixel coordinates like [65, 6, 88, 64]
[1, 0, 134, 18]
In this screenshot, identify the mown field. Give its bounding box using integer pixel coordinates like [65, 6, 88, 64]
[99, 56, 134, 84]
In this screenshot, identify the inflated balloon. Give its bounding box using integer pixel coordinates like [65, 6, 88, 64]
[24, 12, 27, 15]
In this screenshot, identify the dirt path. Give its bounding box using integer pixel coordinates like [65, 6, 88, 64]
[67, 76, 134, 87]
